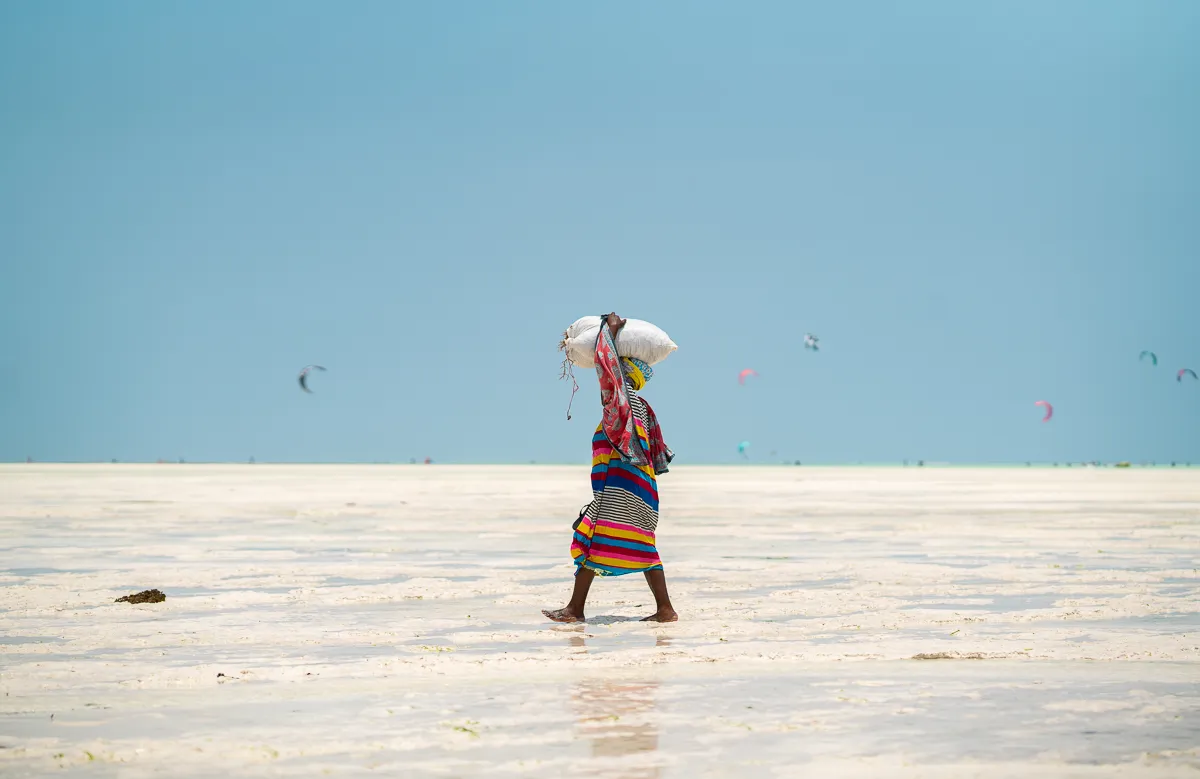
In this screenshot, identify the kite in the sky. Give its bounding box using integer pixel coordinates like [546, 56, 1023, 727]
[1035, 400, 1053, 422]
[298, 365, 327, 393]
[1140, 351, 1158, 366]
[737, 440, 750, 457]
[804, 333, 819, 351]
[1179, 368, 1198, 383]
[738, 369, 759, 385]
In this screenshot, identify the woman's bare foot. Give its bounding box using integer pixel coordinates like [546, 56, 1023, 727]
[543, 607, 586, 623]
[641, 608, 678, 623]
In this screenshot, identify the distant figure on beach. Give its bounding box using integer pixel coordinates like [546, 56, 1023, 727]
[544, 312, 678, 624]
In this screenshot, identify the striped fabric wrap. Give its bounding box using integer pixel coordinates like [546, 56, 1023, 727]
[570, 322, 674, 577]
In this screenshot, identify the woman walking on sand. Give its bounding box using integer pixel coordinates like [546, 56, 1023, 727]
[543, 313, 678, 623]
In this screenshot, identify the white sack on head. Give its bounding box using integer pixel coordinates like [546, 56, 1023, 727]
[559, 317, 677, 369]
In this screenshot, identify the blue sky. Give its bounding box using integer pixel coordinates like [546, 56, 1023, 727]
[2, 1, 1198, 464]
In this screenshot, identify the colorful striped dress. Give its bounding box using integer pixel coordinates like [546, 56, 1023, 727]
[570, 386, 664, 575]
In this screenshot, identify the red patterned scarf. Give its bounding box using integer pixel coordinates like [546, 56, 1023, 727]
[595, 325, 674, 475]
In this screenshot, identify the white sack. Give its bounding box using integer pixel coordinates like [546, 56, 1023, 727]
[560, 317, 677, 369]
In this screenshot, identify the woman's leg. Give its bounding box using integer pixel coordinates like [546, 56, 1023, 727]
[543, 568, 595, 622]
[641, 568, 678, 622]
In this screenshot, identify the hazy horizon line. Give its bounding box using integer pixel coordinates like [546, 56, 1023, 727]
[3, 460, 1193, 468]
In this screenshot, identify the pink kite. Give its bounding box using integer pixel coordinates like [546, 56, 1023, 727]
[1035, 400, 1053, 422]
[738, 369, 759, 386]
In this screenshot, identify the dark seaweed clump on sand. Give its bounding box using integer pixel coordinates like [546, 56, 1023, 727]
[116, 589, 166, 604]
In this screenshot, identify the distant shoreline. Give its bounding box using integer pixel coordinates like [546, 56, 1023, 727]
[3, 461, 1195, 468]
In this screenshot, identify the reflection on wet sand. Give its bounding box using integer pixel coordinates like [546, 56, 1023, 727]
[573, 676, 663, 778]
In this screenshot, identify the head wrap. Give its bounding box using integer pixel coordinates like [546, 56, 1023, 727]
[621, 357, 653, 390]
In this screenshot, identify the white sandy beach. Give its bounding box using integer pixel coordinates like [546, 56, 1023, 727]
[0, 464, 1197, 777]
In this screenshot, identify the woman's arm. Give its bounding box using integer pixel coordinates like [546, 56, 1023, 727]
[606, 312, 626, 340]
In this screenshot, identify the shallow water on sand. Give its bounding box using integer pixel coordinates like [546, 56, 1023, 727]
[0, 464, 1197, 777]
